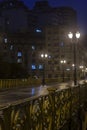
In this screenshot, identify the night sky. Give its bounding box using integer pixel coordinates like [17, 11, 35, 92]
[22, 0, 87, 34]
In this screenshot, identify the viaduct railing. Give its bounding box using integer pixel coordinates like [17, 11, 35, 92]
[0, 83, 87, 130]
[0, 78, 65, 88]
[0, 78, 41, 88]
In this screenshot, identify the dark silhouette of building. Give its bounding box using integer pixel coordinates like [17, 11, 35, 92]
[0, 0, 86, 79]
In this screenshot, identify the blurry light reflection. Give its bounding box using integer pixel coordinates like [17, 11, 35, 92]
[32, 88, 35, 95]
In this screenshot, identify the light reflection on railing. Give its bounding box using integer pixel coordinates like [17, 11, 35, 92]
[31, 88, 35, 95]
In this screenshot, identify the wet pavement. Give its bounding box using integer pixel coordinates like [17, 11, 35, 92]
[0, 80, 84, 107]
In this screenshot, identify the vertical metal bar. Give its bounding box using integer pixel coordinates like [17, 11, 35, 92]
[73, 40, 77, 85]
[68, 87, 72, 130]
[42, 63, 45, 86]
[48, 88, 56, 130]
[63, 65, 65, 82]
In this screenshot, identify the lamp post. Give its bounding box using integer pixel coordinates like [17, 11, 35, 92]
[40, 53, 48, 86]
[79, 65, 84, 79]
[68, 31, 80, 85]
[60, 60, 66, 82]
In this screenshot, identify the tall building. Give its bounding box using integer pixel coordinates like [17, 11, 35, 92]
[0, 0, 29, 32]
[0, 0, 86, 80]
[32, 1, 77, 28]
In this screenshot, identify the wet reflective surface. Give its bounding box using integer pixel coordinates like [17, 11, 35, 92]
[0, 80, 84, 107]
[0, 85, 49, 106]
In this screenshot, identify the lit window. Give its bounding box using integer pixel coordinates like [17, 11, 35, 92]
[48, 55, 51, 59]
[17, 52, 22, 57]
[4, 38, 8, 43]
[32, 88, 35, 95]
[66, 68, 70, 71]
[32, 45, 35, 50]
[32, 65, 36, 70]
[35, 29, 42, 32]
[17, 58, 22, 63]
[39, 64, 43, 69]
[10, 45, 13, 50]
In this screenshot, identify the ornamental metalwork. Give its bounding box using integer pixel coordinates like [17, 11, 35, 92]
[0, 83, 87, 130]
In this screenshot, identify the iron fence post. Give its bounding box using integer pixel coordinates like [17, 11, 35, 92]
[47, 88, 57, 130]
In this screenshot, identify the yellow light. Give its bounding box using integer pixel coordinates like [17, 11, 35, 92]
[45, 54, 48, 58]
[41, 54, 44, 58]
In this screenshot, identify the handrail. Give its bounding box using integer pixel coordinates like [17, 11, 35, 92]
[0, 83, 87, 130]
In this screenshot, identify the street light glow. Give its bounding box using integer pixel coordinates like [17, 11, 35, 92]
[45, 54, 48, 58]
[68, 31, 80, 85]
[72, 64, 75, 67]
[41, 53, 48, 58]
[68, 31, 80, 39]
[79, 66, 84, 69]
[60, 60, 66, 82]
[60, 60, 63, 63]
[40, 53, 48, 86]
[75, 32, 80, 39]
[68, 32, 73, 39]
[60, 60, 66, 64]
[64, 60, 66, 63]
[41, 54, 44, 58]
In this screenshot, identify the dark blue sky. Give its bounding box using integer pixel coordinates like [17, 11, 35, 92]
[22, 0, 87, 34]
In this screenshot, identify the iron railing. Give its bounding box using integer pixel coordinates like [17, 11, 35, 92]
[0, 83, 87, 130]
[0, 78, 41, 88]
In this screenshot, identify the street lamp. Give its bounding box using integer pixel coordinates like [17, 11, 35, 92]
[60, 60, 66, 82]
[40, 53, 48, 86]
[68, 31, 80, 85]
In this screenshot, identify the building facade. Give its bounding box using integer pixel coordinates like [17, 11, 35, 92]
[0, 0, 29, 32]
[0, 0, 87, 80]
